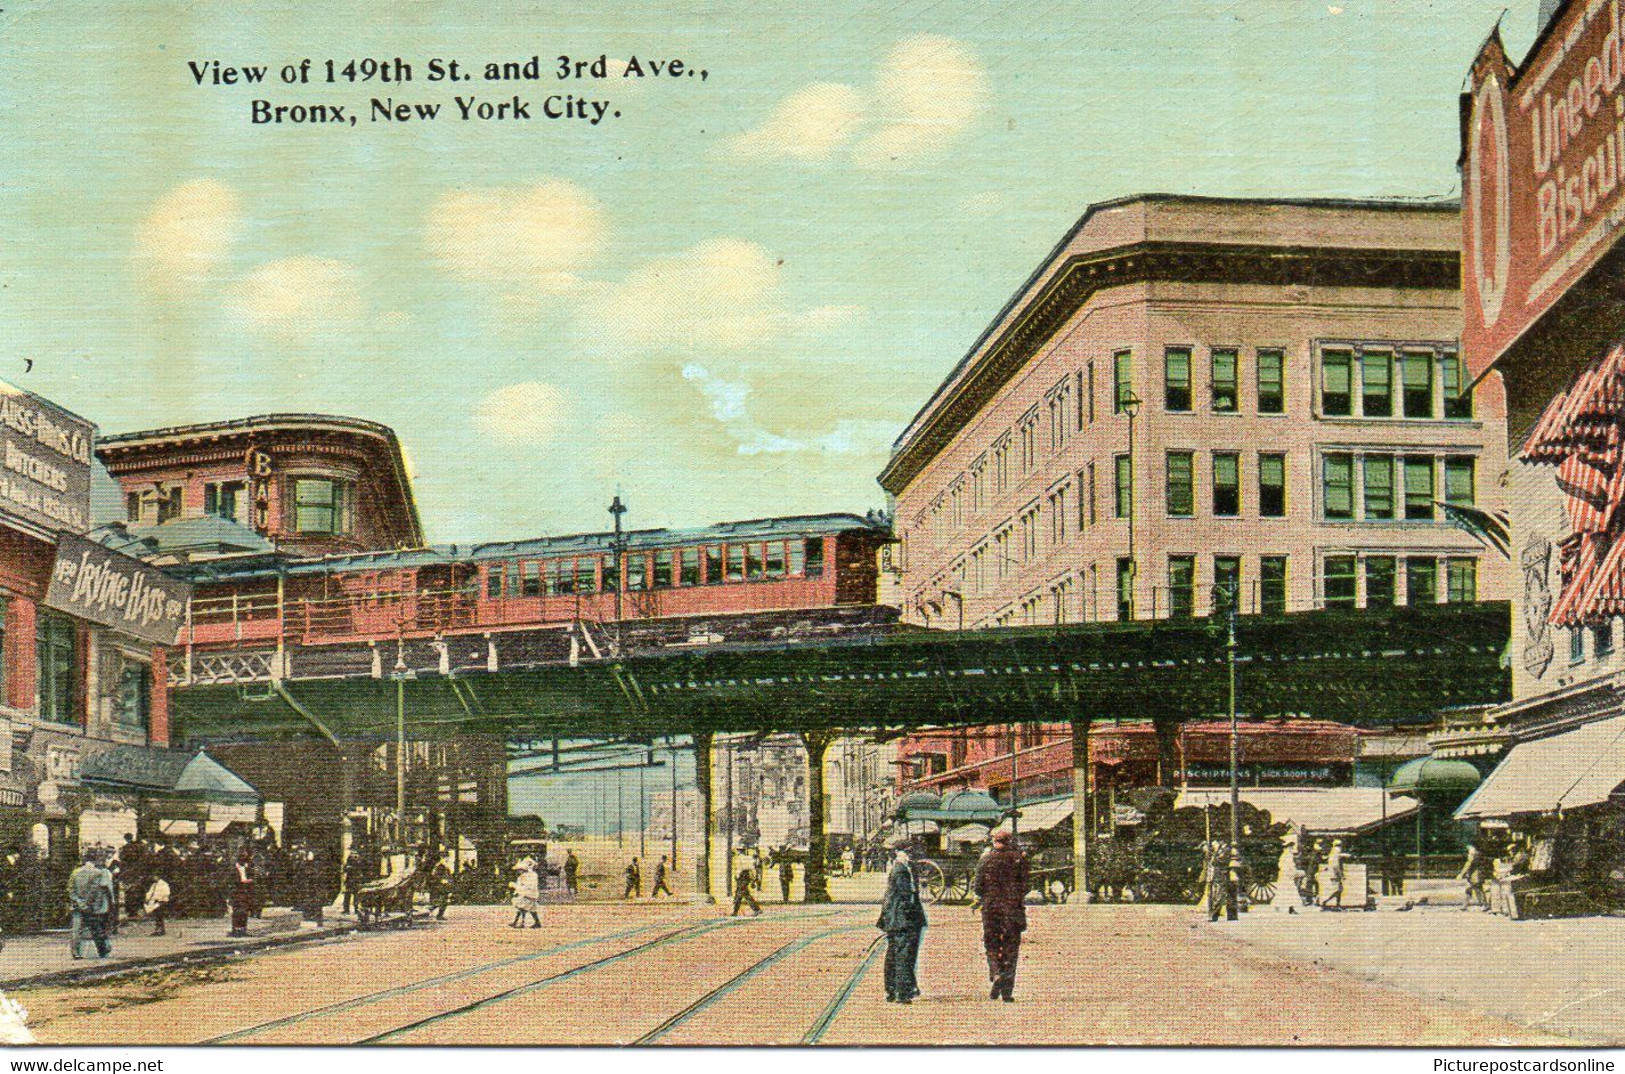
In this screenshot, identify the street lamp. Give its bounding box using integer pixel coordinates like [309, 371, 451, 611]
[608, 496, 627, 656]
[1212, 581, 1241, 922]
[1120, 390, 1142, 620]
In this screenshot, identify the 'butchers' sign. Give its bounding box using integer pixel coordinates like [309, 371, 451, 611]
[45, 533, 191, 646]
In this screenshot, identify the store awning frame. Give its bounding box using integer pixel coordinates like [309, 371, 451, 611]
[1456, 714, 1625, 819]
[79, 746, 262, 805]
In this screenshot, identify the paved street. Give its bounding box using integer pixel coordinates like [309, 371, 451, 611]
[2, 902, 1581, 1046]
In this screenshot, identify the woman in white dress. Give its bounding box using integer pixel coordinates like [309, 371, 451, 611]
[510, 863, 542, 928]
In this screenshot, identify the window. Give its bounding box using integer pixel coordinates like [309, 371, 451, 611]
[292, 477, 350, 535]
[1322, 453, 1354, 520]
[1113, 350, 1133, 413]
[1365, 556, 1397, 607]
[704, 546, 724, 585]
[748, 544, 768, 580]
[1166, 452, 1194, 517]
[1116, 557, 1135, 621]
[1406, 556, 1438, 605]
[1404, 457, 1436, 521]
[727, 545, 746, 582]
[653, 550, 674, 588]
[1087, 463, 1097, 526]
[805, 538, 825, 578]
[602, 554, 620, 593]
[1085, 362, 1096, 425]
[156, 487, 183, 524]
[1211, 349, 1239, 412]
[555, 559, 575, 595]
[521, 561, 542, 597]
[1114, 455, 1132, 519]
[112, 654, 151, 731]
[1442, 355, 1472, 419]
[1445, 457, 1476, 507]
[627, 555, 647, 591]
[1257, 349, 1285, 414]
[1019, 414, 1037, 474]
[1361, 351, 1392, 417]
[1322, 556, 1357, 608]
[765, 543, 786, 579]
[786, 541, 806, 578]
[1447, 558, 1478, 603]
[1168, 556, 1196, 618]
[1595, 622, 1616, 658]
[1049, 486, 1069, 545]
[1363, 456, 1395, 520]
[125, 492, 140, 523]
[486, 564, 506, 599]
[1260, 556, 1288, 615]
[1164, 348, 1192, 411]
[204, 481, 246, 523]
[1322, 350, 1353, 416]
[574, 559, 598, 594]
[1572, 627, 1587, 665]
[1402, 352, 1434, 418]
[36, 611, 78, 724]
[1213, 453, 1240, 517]
[1259, 454, 1286, 518]
[1214, 555, 1241, 614]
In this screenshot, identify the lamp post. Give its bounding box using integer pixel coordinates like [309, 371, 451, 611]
[609, 496, 627, 656]
[1214, 581, 1241, 922]
[393, 638, 409, 847]
[1121, 390, 1142, 620]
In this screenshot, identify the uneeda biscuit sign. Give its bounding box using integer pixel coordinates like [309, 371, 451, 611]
[45, 533, 190, 645]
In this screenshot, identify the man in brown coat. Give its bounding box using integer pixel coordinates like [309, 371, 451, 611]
[974, 829, 1030, 1002]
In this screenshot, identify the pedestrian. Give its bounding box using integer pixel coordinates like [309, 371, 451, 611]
[841, 846, 855, 878]
[624, 857, 642, 900]
[144, 872, 172, 937]
[731, 866, 762, 916]
[1458, 841, 1489, 910]
[1317, 839, 1346, 909]
[120, 833, 147, 920]
[1277, 832, 1302, 910]
[228, 846, 255, 937]
[778, 856, 795, 903]
[510, 863, 542, 928]
[1200, 839, 1230, 921]
[974, 829, 1029, 1002]
[753, 849, 765, 891]
[67, 850, 115, 960]
[564, 850, 580, 896]
[651, 855, 673, 898]
[341, 849, 367, 916]
[429, 858, 453, 920]
[876, 837, 925, 1003]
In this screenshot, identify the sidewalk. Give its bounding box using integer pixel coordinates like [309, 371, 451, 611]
[0, 912, 360, 990]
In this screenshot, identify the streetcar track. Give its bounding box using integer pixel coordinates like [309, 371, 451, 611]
[209, 907, 845, 1045]
[802, 934, 885, 1045]
[354, 908, 849, 1045]
[633, 924, 871, 1045]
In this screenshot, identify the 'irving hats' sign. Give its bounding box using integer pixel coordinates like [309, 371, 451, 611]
[46, 533, 191, 645]
[0, 383, 94, 534]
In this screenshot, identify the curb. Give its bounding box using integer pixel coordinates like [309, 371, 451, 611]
[1, 922, 366, 990]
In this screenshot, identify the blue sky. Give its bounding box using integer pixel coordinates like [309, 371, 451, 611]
[2, 0, 1538, 544]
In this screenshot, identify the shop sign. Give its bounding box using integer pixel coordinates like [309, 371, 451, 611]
[0, 383, 93, 534]
[1465, 2, 1625, 372]
[1184, 765, 1338, 786]
[45, 533, 191, 645]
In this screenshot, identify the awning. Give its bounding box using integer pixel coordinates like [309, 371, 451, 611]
[993, 796, 1075, 835]
[79, 746, 262, 805]
[1388, 757, 1482, 797]
[1456, 714, 1625, 819]
[945, 823, 990, 845]
[1176, 787, 1417, 835]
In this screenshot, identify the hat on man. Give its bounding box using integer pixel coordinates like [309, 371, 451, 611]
[991, 829, 1014, 846]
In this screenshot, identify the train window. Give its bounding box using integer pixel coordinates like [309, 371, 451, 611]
[628, 555, 647, 591]
[601, 555, 619, 593]
[521, 561, 541, 598]
[766, 543, 786, 578]
[788, 541, 806, 575]
[806, 538, 825, 578]
[705, 546, 723, 585]
[575, 559, 597, 594]
[727, 545, 746, 582]
[680, 548, 700, 586]
[486, 564, 505, 599]
[746, 544, 764, 580]
[546, 560, 562, 596]
[556, 559, 576, 595]
[654, 550, 674, 588]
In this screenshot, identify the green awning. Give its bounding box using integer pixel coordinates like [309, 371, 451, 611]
[1389, 757, 1482, 798]
[79, 746, 262, 805]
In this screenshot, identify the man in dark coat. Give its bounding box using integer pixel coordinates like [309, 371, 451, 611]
[778, 857, 794, 903]
[876, 840, 926, 1003]
[731, 866, 762, 916]
[228, 847, 255, 937]
[623, 857, 641, 900]
[974, 829, 1029, 1002]
[650, 855, 673, 898]
[563, 850, 580, 896]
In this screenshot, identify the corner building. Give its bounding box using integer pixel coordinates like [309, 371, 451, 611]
[880, 195, 1510, 629]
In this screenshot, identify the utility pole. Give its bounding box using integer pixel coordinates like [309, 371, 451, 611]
[609, 495, 627, 656]
[725, 737, 735, 896]
[394, 635, 408, 846]
[1223, 583, 1241, 922]
[639, 748, 648, 858]
[670, 736, 680, 868]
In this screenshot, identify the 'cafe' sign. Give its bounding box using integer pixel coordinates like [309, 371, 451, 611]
[45, 533, 191, 646]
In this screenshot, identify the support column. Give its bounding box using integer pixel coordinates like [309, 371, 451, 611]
[800, 730, 835, 903]
[692, 730, 714, 903]
[1153, 717, 1181, 788]
[1071, 718, 1092, 904]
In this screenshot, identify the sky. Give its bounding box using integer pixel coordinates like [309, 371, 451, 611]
[1, 0, 1542, 546]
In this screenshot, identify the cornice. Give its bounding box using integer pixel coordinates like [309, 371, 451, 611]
[878, 240, 1461, 497]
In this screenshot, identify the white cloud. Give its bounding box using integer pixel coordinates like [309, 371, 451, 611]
[586, 238, 856, 351]
[855, 36, 991, 167]
[227, 257, 364, 338]
[475, 382, 568, 445]
[726, 36, 988, 167]
[726, 83, 866, 161]
[425, 181, 605, 293]
[134, 179, 241, 290]
[681, 364, 891, 458]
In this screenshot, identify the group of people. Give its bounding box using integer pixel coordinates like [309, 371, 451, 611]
[621, 854, 674, 899]
[1457, 832, 1551, 918]
[1273, 832, 1352, 911]
[876, 830, 1030, 1004]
